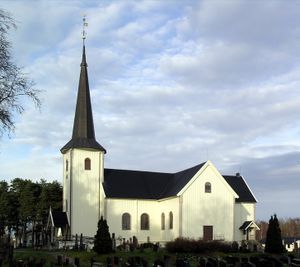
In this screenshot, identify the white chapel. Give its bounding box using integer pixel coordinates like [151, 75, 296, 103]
[59, 44, 258, 245]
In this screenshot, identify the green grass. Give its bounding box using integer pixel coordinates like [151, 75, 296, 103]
[2, 248, 297, 267]
[3, 247, 171, 267]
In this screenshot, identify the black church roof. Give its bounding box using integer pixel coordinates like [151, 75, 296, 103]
[51, 211, 69, 227]
[223, 174, 257, 203]
[103, 162, 255, 202]
[103, 163, 205, 200]
[159, 163, 206, 197]
[239, 220, 254, 230]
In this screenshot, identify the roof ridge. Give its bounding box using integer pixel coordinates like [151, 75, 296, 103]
[158, 162, 206, 198]
[105, 167, 172, 175]
[173, 162, 206, 174]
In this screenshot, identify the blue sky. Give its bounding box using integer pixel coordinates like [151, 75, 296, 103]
[1, 0, 300, 220]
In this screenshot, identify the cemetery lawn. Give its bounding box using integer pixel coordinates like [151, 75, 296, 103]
[11, 247, 170, 267]
[9, 248, 296, 267]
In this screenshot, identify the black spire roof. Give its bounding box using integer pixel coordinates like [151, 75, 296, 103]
[61, 45, 106, 154]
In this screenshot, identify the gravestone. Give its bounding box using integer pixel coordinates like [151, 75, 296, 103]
[224, 256, 239, 266]
[207, 257, 217, 267]
[57, 255, 62, 265]
[198, 257, 206, 267]
[163, 255, 171, 267]
[112, 234, 116, 252]
[218, 259, 227, 267]
[91, 257, 96, 267]
[141, 258, 148, 267]
[106, 257, 112, 267]
[175, 257, 189, 267]
[153, 259, 164, 267]
[74, 257, 80, 267]
[113, 256, 119, 266]
[132, 236, 138, 250]
[79, 233, 84, 251]
[74, 234, 79, 250]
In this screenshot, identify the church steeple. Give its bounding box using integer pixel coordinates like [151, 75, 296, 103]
[61, 45, 106, 154]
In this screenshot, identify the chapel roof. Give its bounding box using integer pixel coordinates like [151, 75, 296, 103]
[103, 162, 256, 202]
[103, 168, 173, 199]
[239, 220, 259, 230]
[51, 210, 69, 228]
[103, 162, 206, 199]
[61, 45, 106, 154]
[223, 174, 257, 203]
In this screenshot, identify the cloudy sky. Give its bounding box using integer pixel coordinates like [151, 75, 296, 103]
[1, 0, 300, 220]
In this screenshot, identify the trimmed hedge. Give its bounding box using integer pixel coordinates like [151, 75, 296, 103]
[165, 238, 236, 253]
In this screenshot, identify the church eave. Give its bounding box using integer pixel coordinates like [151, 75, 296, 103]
[60, 138, 106, 154]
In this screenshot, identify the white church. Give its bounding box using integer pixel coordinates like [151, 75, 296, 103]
[56, 44, 259, 246]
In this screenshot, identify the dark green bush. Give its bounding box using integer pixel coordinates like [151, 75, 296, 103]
[165, 237, 233, 253]
[94, 216, 113, 254]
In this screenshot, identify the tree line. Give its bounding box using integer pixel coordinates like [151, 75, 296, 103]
[256, 217, 300, 241]
[0, 178, 62, 247]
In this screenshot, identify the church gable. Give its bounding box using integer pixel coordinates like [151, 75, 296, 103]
[177, 160, 239, 199]
[160, 162, 206, 198]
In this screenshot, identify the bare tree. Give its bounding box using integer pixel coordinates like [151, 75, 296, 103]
[0, 8, 40, 137]
[257, 217, 300, 240]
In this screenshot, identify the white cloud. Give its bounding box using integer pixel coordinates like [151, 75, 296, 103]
[1, 0, 300, 219]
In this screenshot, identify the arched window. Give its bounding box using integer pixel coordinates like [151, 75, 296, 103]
[205, 182, 211, 193]
[169, 211, 173, 229]
[141, 213, 149, 230]
[161, 213, 165, 230]
[66, 160, 68, 171]
[122, 213, 131, 230]
[84, 158, 91, 170]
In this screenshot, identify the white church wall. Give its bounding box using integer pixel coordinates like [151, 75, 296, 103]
[234, 203, 256, 242]
[106, 197, 180, 244]
[62, 151, 71, 214]
[158, 197, 180, 242]
[181, 162, 236, 241]
[68, 148, 104, 237]
[106, 198, 139, 241]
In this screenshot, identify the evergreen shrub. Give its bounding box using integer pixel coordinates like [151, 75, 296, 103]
[165, 237, 233, 253]
[265, 214, 285, 254]
[94, 216, 113, 254]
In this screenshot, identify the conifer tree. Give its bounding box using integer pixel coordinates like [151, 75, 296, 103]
[265, 214, 285, 253]
[94, 216, 112, 254]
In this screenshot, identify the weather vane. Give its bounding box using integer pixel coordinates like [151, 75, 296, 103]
[82, 15, 88, 44]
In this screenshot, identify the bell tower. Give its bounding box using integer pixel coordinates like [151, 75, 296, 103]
[61, 30, 106, 237]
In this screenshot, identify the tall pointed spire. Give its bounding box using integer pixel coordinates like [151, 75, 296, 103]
[61, 45, 106, 154]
